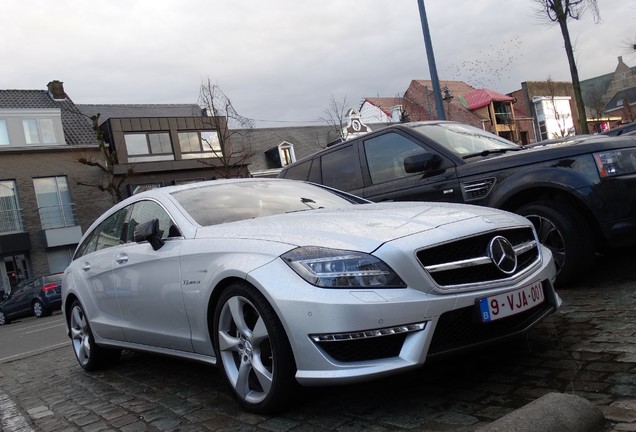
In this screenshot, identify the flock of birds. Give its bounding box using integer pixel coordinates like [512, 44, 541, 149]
[442, 35, 523, 89]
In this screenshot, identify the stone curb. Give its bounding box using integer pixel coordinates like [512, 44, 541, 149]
[476, 392, 605, 432]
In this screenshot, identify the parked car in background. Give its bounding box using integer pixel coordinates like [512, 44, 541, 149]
[602, 122, 636, 137]
[279, 121, 636, 285]
[62, 178, 559, 413]
[0, 273, 63, 325]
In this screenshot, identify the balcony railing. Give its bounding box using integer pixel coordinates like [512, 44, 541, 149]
[0, 208, 24, 233]
[38, 204, 77, 230]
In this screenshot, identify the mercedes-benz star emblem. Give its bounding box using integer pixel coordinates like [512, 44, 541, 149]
[488, 236, 517, 274]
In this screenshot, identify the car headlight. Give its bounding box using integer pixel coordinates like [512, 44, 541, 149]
[281, 246, 406, 288]
[593, 148, 636, 178]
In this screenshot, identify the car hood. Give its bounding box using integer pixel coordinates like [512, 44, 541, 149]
[194, 201, 527, 252]
[459, 134, 636, 177]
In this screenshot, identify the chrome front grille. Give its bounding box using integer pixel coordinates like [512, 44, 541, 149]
[417, 227, 540, 288]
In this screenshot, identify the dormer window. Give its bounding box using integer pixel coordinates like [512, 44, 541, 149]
[0, 120, 8, 145]
[178, 130, 222, 159]
[124, 132, 174, 162]
[0, 109, 64, 147]
[279, 142, 295, 166]
[265, 141, 296, 169]
[23, 118, 56, 144]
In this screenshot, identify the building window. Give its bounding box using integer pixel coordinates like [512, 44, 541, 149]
[0, 119, 9, 145]
[4, 254, 30, 290]
[124, 132, 172, 156]
[0, 181, 23, 233]
[33, 176, 76, 229]
[22, 118, 56, 144]
[538, 120, 548, 141]
[47, 247, 75, 273]
[178, 130, 221, 159]
[279, 143, 296, 166]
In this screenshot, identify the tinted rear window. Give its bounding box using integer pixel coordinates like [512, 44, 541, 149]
[281, 160, 311, 180]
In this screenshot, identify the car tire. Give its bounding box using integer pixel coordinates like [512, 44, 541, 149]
[213, 282, 298, 414]
[517, 201, 595, 285]
[0, 310, 9, 325]
[69, 300, 121, 371]
[32, 299, 49, 318]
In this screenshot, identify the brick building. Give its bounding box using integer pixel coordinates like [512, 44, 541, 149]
[0, 81, 111, 294]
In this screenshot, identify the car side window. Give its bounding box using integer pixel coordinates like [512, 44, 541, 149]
[124, 200, 177, 243]
[95, 208, 129, 250]
[320, 145, 363, 191]
[363, 132, 428, 184]
[11, 281, 27, 295]
[74, 208, 129, 260]
[23, 279, 37, 293]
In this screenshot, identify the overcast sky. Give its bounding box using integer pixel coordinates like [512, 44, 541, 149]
[2, 1, 635, 127]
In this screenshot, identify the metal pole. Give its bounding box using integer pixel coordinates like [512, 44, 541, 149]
[417, 0, 445, 120]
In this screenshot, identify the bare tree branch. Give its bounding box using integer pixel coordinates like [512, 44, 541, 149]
[196, 79, 254, 178]
[58, 104, 133, 203]
[533, 0, 601, 135]
[320, 94, 350, 141]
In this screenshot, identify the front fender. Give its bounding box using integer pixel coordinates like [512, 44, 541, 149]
[482, 158, 599, 209]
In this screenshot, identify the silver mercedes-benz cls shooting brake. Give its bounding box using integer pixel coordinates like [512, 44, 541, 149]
[62, 178, 560, 413]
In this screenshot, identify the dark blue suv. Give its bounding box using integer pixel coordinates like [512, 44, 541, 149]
[0, 273, 63, 325]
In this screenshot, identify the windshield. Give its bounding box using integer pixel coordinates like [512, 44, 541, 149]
[412, 123, 519, 157]
[172, 180, 363, 226]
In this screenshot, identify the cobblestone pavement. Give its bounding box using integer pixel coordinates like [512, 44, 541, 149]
[1, 249, 636, 432]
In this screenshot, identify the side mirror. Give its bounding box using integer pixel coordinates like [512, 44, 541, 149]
[404, 153, 442, 173]
[133, 219, 165, 251]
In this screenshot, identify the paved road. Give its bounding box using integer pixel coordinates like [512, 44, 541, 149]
[1, 249, 635, 431]
[0, 311, 67, 364]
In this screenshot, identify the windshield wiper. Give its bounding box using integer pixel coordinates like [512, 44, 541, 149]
[462, 147, 524, 160]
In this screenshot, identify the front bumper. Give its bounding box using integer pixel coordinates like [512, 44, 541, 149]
[246, 246, 559, 386]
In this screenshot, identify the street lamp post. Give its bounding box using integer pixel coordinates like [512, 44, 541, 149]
[416, 0, 446, 120]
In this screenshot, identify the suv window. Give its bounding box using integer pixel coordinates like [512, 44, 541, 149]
[320, 145, 363, 191]
[282, 159, 311, 181]
[364, 132, 426, 184]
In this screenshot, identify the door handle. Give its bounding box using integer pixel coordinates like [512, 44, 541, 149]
[82, 263, 91, 271]
[115, 254, 128, 264]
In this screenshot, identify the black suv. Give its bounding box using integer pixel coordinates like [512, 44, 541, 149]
[279, 121, 636, 285]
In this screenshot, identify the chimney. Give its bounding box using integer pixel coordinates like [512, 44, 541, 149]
[47, 80, 67, 100]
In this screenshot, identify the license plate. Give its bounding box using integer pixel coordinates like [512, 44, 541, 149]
[478, 281, 544, 323]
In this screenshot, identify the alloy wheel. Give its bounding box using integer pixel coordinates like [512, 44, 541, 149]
[217, 295, 274, 404]
[70, 304, 91, 367]
[33, 300, 44, 318]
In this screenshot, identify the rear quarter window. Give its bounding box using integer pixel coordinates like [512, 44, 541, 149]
[320, 145, 363, 191]
[281, 160, 311, 180]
